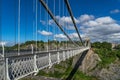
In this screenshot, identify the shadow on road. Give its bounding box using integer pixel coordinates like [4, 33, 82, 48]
[66, 50, 89, 80]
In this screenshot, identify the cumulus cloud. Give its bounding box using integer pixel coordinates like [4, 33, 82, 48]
[48, 16, 74, 30]
[80, 16, 120, 42]
[110, 9, 120, 14]
[38, 30, 52, 36]
[79, 14, 94, 22]
[54, 34, 67, 39]
[43, 14, 120, 43]
[54, 33, 86, 40]
[49, 14, 94, 30]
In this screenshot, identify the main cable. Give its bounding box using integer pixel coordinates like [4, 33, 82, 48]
[39, 0, 80, 48]
[64, 0, 84, 46]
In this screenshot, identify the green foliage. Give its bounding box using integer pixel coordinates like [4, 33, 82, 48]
[93, 48, 117, 68]
[92, 42, 119, 68]
[37, 70, 54, 77]
[114, 44, 120, 49]
[54, 63, 65, 69]
[37, 57, 98, 80]
[20, 77, 36, 80]
[116, 50, 120, 59]
[95, 48, 116, 67]
[91, 42, 101, 48]
[92, 42, 112, 50]
[73, 71, 98, 80]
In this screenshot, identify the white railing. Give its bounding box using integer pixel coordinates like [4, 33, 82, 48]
[0, 47, 89, 80]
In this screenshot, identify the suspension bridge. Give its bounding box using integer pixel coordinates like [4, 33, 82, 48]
[0, 0, 90, 80]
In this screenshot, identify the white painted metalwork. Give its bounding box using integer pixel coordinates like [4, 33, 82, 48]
[49, 53, 52, 68]
[57, 52, 60, 64]
[0, 60, 5, 80]
[0, 47, 89, 80]
[63, 51, 66, 61]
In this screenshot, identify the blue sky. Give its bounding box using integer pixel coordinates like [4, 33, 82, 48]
[0, 0, 120, 45]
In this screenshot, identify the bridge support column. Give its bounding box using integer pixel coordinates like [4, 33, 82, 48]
[5, 58, 10, 80]
[49, 53, 52, 68]
[57, 52, 60, 64]
[34, 54, 38, 75]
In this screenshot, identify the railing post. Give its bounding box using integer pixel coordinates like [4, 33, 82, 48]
[67, 50, 69, 59]
[73, 50, 75, 56]
[71, 50, 73, 57]
[70, 50, 72, 57]
[5, 58, 10, 80]
[57, 52, 60, 64]
[1, 42, 5, 57]
[31, 44, 33, 54]
[49, 53, 52, 68]
[34, 54, 38, 75]
[69, 50, 71, 57]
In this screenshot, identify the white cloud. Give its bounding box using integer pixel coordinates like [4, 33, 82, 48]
[40, 20, 46, 25]
[79, 14, 94, 22]
[38, 30, 52, 36]
[45, 14, 120, 43]
[54, 34, 67, 39]
[110, 9, 120, 14]
[69, 33, 78, 39]
[54, 33, 86, 40]
[49, 14, 94, 30]
[81, 16, 120, 42]
[83, 17, 115, 27]
[95, 16, 115, 24]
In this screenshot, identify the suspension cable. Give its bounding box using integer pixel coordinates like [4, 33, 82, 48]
[39, 0, 80, 48]
[18, 0, 21, 55]
[14, 0, 17, 47]
[33, 0, 35, 41]
[0, 0, 2, 43]
[36, 0, 38, 51]
[64, 0, 84, 46]
[47, 0, 49, 51]
[63, 0, 66, 49]
[59, 0, 61, 49]
[65, 4, 68, 49]
[53, 0, 56, 50]
[25, 0, 27, 46]
[39, 0, 41, 51]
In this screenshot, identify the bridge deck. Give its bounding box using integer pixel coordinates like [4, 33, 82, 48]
[0, 47, 89, 80]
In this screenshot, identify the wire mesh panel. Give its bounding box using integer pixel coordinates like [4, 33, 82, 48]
[51, 52, 58, 64]
[0, 60, 5, 80]
[65, 50, 68, 59]
[59, 51, 64, 61]
[8, 55, 34, 80]
[0, 48, 2, 57]
[36, 53, 49, 70]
